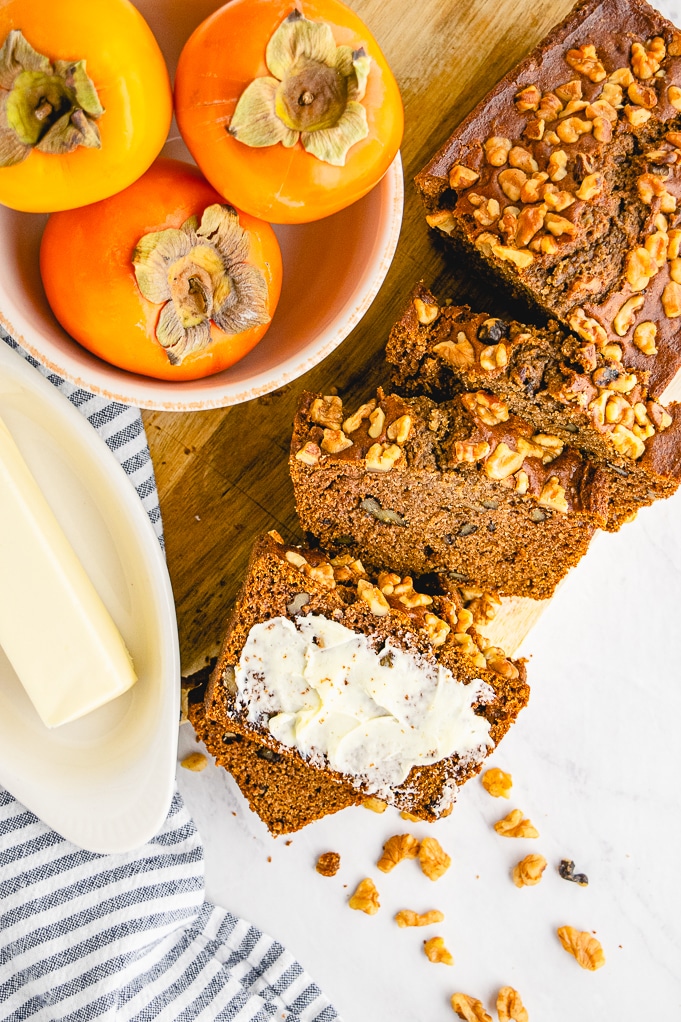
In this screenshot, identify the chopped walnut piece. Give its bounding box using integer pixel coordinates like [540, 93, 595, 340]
[628, 81, 657, 108]
[455, 439, 491, 463]
[662, 281, 681, 318]
[419, 836, 451, 880]
[481, 766, 513, 798]
[348, 878, 380, 915]
[368, 405, 386, 438]
[523, 116, 545, 141]
[609, 66, 634, 85]
[295, 442, 321, 466]
[494, 809, 539, 838]
[547, 149, 568, 181]
[395, 909, 445, 927]
[648, 400, 672, 430]
[492, 244, 534, 268]
[357, 578, 390, 616]
[536, 91, 563, 121]
[363, 796, 387, 813]
[180, 752, 207, 772]
[480, 342, 508, 370]
[512, 853, 548, 887]
[632, 320, 657, 355]
[484, 136, 512, 166]
[576, 172, 605, 200]
[613, 294, 645, 336]
[316, 852, 341, 876]
[321, 428, 353, 454]
[515, 204, 547, 247]
[538, 476, 569, 513]
[309, 395, 343, 429]
[400, 810, 421, 822]
[556, 78, 583, 101]
[434, 333, 476, 369]
[413, 297, 440, 325]
[557, 926, 606, 970]
[387, 414, 413, 445]
[377, 833, 420, 873]
[498, 167, 527, 202]
[566, 44, 606, 82]
[449, 164, 480, 190]
[423, 612, 451, 647]
[306, 561, 336, 588]
[285, 549, 308, 569]
[485, 442, 526, 480]
[343, 399, 376, 434]
[559, 858, 589, 886]
[669, 85, 681, 111]
[461, 390, 510, 426]
[631, 38, 663, 79]
[497, 986, 529, 1022]
[427, 210, 456, 234]
[544, 212, 577, 237]
[610, 424, 646, 459]
[451, 993, 493, 1022]
[625, 104, 651, 125]
[569, 308, 608, 347]
[423, 936, 454, 965]
[365, 442, 402, 472]
[626, 246, 657, 291]
[509, 145, 538, 173]
[514, 84, 541, 111]
[556, 115, 593, 143]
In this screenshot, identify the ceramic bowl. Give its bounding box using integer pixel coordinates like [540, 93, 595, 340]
[0, 0, 403, 412]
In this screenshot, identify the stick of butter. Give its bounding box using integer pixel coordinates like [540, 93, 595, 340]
[0, 414, 137, 728]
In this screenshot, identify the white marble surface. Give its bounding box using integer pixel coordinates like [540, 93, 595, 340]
[177, 488, 681, 1022]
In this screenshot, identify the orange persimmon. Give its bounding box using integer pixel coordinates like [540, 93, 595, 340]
[39, 158, 283, 381]
[0, 0, 172, 212]
[174, 0, 403, 224]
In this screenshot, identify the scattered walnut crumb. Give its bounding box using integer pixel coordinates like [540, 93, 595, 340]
[395, 909, 444, 927]
[497, 986, 529, 1022]
[362, 797, 387, 813]
[481, 766, 513, 798]
[419, 836, 451, 880]
[315, 852, 341, 877]
[512, 853, 547, 887]
[180, 752, 207, 772]
[377, 833, 420, 873]
[423, 936, 454, 965]
[557, 926, 605, 970]
[400, 810, 421, 822]
[494, 809, 539, 838]
[348, 878, 380, 915]
[451, 992, 492, 1021]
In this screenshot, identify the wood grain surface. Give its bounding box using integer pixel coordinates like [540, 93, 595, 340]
[143, 0, 577, 676]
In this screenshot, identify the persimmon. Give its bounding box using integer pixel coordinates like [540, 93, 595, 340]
[0, 0, 172, 212]
[39, 159, 283, 381]
[174, 0, 403, 224]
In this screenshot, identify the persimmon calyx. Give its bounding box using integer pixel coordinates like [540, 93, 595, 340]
[0, 30, 104, 167]
[229, 9, 371, 166]
[132, 204, 270, 365]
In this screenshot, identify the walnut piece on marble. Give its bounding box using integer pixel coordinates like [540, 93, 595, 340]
[377, 833, 420, 873]
[497, 986, 529, 1022]
[423, 936, 454, 965]
[557, 925, 606, 970]
[512, 853, 547, 887]
[481, 766, 513, 798]
[395, 909, 444, 927]
[450, 993, 493, 1022]
[419, 836, 452, 880]
[348, 877, 380, 915]
[315, 852, 340, 877]
[494, 809, 539, 838]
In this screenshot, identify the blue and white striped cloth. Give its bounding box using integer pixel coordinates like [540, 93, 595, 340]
[0, 335, 340, 1022]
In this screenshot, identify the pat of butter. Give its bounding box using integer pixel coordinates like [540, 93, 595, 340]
[0, 415, 137, 728]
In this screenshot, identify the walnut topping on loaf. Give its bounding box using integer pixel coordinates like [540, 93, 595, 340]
[416, 0, 681, 397]
[386, 284, 681, 522]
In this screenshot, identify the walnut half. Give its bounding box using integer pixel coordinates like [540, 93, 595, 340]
[557, 926, 606, 970]
[419, 836, 452, 880]
[494, 809, 539, 838]
[423, 936, 454, 965]
[451, 993, 493, 1022]
[377, 833, 420, 873]
[348, 877, 380, 915]
[497, 986, 529, 1022]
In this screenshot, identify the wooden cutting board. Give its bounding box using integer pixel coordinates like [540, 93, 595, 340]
[142, 0, 578, 676]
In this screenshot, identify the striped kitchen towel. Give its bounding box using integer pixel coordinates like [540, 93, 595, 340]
[0, 335, 340, 1022]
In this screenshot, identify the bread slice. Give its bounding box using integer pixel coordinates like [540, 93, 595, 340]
[188, 532, 529, 834]
[289, 387, 625, 598]
[386, 283, 681, 517]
